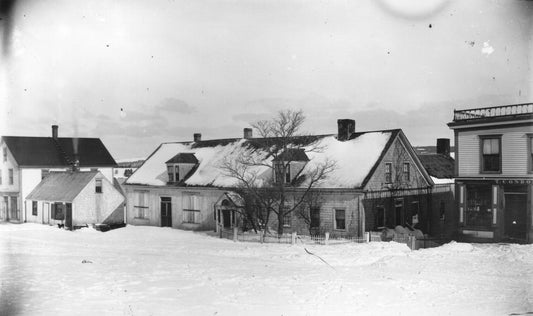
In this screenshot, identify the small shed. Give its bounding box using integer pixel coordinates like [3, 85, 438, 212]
[26, 171, 124, 229]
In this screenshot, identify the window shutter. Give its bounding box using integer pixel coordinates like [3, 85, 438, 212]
[458, 184, 465, 225]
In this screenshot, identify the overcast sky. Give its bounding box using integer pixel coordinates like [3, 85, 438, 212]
[1, 0, 532, 160]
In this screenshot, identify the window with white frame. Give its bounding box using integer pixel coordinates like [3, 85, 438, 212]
[183, 194, 200, 224]
[95, 179, 102, 193]
[134, 190, 149, 219]
[8, 169, 13, 185]
[32, 201, 37, 216]
[403, 162, 410, 182]
[334, 209, 346, 230]
[481, 136, 501, 173]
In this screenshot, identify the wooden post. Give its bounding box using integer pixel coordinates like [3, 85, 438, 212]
[409, 235, 416, 250]
[291, 232, 296, 245]
[325, 232, 329, 245]
[233, 226, 238, 242]
[366, 231, 370, 243]
[219, 224, 222, 238]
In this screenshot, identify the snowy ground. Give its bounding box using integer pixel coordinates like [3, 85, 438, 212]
[0, 224, 531, 316]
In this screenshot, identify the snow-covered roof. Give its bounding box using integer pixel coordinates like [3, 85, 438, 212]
[126, 132, 394, 189]
[431, 176, 455, 185]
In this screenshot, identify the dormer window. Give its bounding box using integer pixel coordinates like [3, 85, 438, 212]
[165, 153, 198, 184]
[272, 148, 309, 185]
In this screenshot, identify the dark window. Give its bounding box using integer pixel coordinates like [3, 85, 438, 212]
[465, 185, 492, 228]
[52, 203, 65, 220]
[375, 207, 385, 229]
[411, 201, 419, 226]
[481, 137, 501, 172]
[439, 201, 446, 220]
[310, 207, 320, 228]
[175, 165, 180, 182]
[8, 169, 13, 185]
[335, 209, 346, 230]
[95, 179, 102, 193]
[403, 162, 410, 181]
[3, 147, 6, 162]
[385, 163, 392, 183]
[32, 201, 37, 216]
[167, 165, 174, 182]
[124, 169, 133, 177]
[285, 164, 291, 183]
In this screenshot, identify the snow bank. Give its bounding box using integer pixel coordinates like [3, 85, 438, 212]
[1, 224, 532, 315]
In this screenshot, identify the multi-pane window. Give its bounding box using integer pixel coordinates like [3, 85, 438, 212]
[334, 209, 346, 230]
[95, 179, 102, 193]
[375, 207, 385, 230]
[134, 190, 149, 219]
[32, 201, 37, 216]
[385, 163, 392, 183]
[310, 207, 320, 229]
[183, 194, 200, 223]
[8, 169, 13, 185]
[403, 162, 410, 182]
[481, 137, 501, 172]
[274, 162, 291, 184]
[167, 166, 174, 182]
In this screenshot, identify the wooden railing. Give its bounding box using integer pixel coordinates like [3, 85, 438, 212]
[453, 103, 533, 121]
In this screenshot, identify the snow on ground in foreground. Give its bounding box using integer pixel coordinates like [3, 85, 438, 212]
[0, 224, 532, 316]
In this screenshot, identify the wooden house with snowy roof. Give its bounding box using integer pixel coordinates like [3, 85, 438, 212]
[0, 125, 122, 225]
[124, 119, 440, 237]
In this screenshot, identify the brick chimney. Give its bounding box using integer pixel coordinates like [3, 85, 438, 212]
[52, 125, 58, 139]
[337, 119, 355, 141]
[194, 133, 202, 142]
[436, 138, 450, 156]
[243, 128, 253, 139]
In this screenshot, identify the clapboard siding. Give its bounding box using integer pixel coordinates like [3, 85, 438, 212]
[458, 126, 530, 177]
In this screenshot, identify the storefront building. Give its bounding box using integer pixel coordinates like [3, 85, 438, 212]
[449, 103, 533, 243]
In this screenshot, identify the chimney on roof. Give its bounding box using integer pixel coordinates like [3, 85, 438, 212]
[243, 128, 253, 139]
[337, 119, 355, 141]
[52, 125, 58, 139]
[194, 133, 202, 142]
[436, 138, 450, 156]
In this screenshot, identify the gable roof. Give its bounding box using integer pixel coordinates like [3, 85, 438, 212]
[1, 136, 117, 168]
[127, 130, 397, 189]
[26, 171, 98, 202]
[417, 154, 455, 179]
[166, 153, 199, 164]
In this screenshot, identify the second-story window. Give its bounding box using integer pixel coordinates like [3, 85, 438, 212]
[403, 162, 410, 181]
[8, 169, 13, 185]
[385, 163, 392, 183]
[3, 147, 6, 162]
[95, 179, 102, 193]
[175, 165, 180, 182]
[481, 137, 501, 172]
[274, 162, 290, 184]
[167, 165, 174, 182]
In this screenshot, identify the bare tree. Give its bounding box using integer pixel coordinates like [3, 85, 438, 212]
[220, 110, 335, 236]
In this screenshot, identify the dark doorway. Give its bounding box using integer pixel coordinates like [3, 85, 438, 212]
[65, 203, 72, 230]
[504, 193, 527, 241]
[222, 209, 232, 228]
[10, 196, 17, 220]
[160, 197, 172, 227]
[395, 199, 404, 226]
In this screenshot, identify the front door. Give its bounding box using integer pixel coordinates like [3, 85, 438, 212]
[394, 199, 404, 226]
[504, 193, 527, 241]
[160, 197, 172, 227]
[43, 202, 50, 224]
[10, 196, 18, 220]
[65, 203, 72, 230]
[222, 209, 232, 228]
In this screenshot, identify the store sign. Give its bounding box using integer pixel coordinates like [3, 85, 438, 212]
[495, 179, 533, 185]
